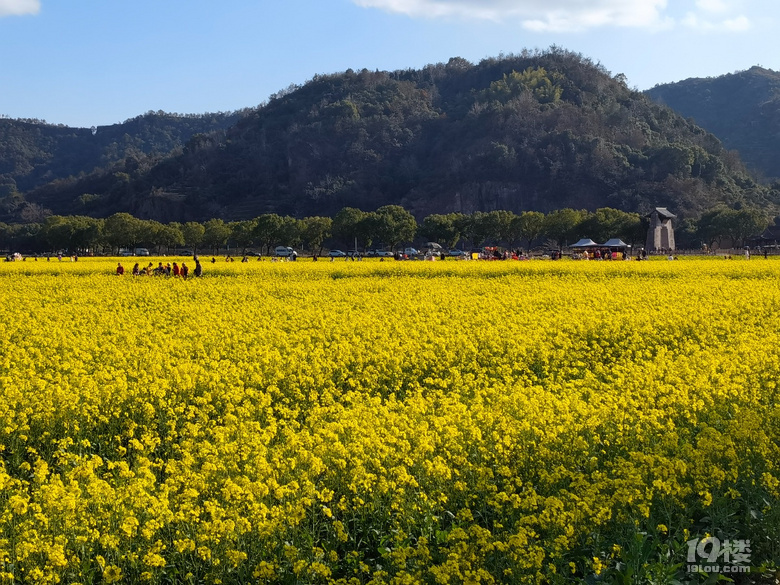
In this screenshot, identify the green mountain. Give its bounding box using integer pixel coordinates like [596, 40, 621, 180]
[0, 109, 246, 203]
[19, 49, 780, 222]
[646, 66, 780, 181]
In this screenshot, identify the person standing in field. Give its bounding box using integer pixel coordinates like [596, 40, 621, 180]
[194, 260, 202, 277]
[116, 263, 124, 275]
[132, 263, 140, 276]
[172, 262, 180, 277]
[181, 263, 189, 279]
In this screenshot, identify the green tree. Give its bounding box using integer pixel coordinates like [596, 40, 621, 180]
[277, 217, 304, 248]
[202, 218, 231, 253]
[726, 207, 769, 247]
[41, 215, 104, 253]
[456, 213, 479, 248]
[158, 222, 185, 253]
[466, 210, 517, 247]
[489, 210, 517, 244]
[512, 211, 545, 250]
[542, 208, 587, 250]
[181, 222, 205, 253]
[696, 208, 731, 249]
[69, 216, 104, 253]
[469, 212, 495, 246]
[333, 207, 367, 250]
[230, 220, 257, 254]
[420, 214, 462, 249]
[623, 215, 647, 248]
[301, 216, 332, 254]
[581, 208, 642, 244]
[254, 214, 285, 255]
[374, 205, 417, 251]
[695, 207, 768, 249]
[0, 222, 11, 251]
[40, 216, 74, 252]
[485, 67, 564, 105]
[647, 145, 695, 180]
[4, 222, 42, 252]
[137, 220, 165, 251]
[104, 213, 144, 253]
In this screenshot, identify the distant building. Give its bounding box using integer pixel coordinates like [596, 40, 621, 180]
[646, 207, 676, 251]
[753, 222, 780, 246]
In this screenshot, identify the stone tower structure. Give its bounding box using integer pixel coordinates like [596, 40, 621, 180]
[646, 208, 676, 251]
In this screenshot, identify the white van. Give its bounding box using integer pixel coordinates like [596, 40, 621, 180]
[275, 246, 294, 257]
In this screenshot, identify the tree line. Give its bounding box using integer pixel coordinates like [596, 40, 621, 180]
[0, 204, 770, 255]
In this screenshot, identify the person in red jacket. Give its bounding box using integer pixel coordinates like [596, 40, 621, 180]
[116, 263, 124, 275]
[172, 262, 180, 277]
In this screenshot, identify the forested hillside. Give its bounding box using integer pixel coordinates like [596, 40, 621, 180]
[0, 110, 246, 216]
[15, 49, 780, 222]
[646, 66, 780, 181]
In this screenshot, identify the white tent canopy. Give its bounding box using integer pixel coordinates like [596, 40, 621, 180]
[602, 238, 628, 247]
[571, 238, 598, 247]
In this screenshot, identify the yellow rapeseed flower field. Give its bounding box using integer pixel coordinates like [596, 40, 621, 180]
[0, 256, 778, 583]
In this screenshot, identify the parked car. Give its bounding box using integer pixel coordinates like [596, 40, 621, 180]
[376, 250, 393, 257]
[328, 249, 347, 257]
[448, 249, 467, 257]
[275, 246, 294, 257]
[403, 247, 419, 256]
[134, 248, 150, 256]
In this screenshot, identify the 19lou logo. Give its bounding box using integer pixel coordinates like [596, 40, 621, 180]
[687, 536, 752, 574]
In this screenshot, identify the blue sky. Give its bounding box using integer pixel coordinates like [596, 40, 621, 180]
[1, 0, 777, 128]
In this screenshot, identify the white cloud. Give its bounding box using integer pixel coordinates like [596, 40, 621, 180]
[723, 14, 750, 30]
[352, 0, 671, 31]
[682, 10, 750, 30]
[353, 0, 751, 32]
[695, 0, 730, 13]
[0, 0, 40, 17]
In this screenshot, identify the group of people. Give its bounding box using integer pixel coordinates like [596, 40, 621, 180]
[479, 248, 529, 260]
[578, 249, 629, 260]
[116, 258, 203, 278]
